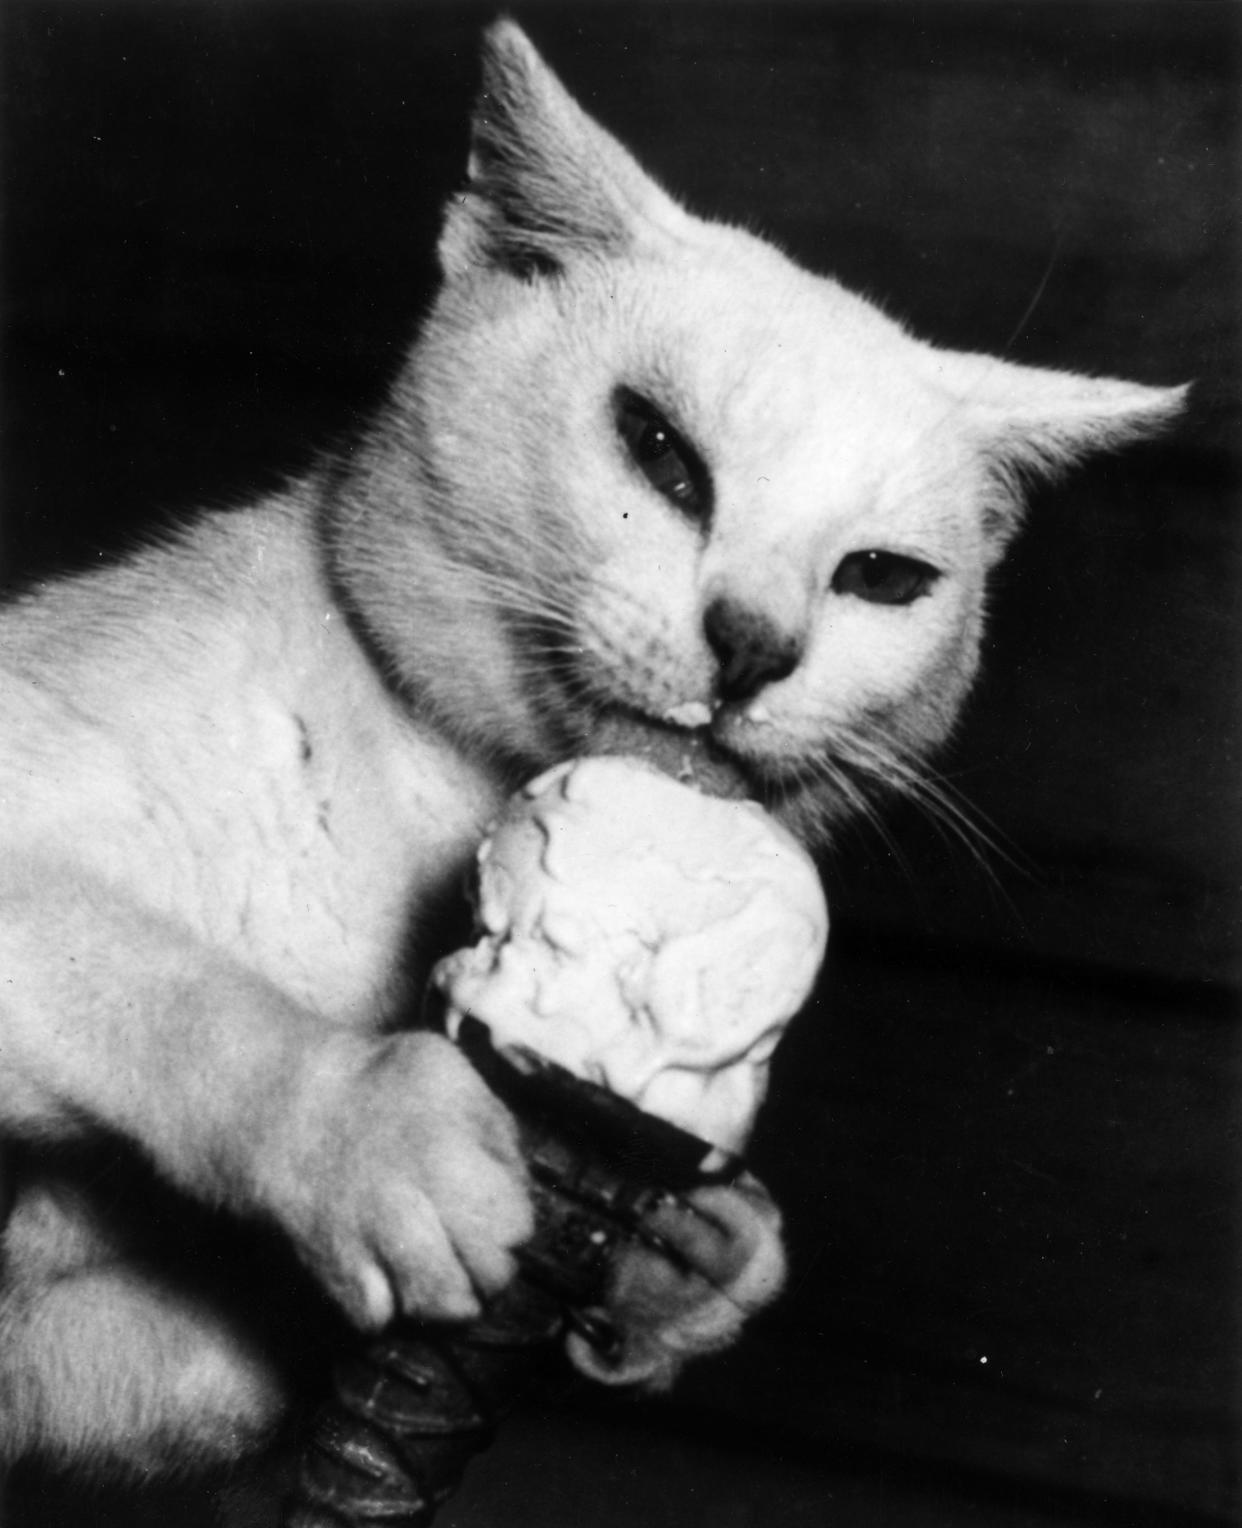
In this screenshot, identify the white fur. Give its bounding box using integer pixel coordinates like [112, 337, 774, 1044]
[0, 19, 1184, 1477]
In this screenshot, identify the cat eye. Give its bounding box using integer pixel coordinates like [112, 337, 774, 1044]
[614, 389, 710, 521]
[831, 550, 940, 606]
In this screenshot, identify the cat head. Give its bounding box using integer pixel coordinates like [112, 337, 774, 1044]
[330, 20, 1186, 842]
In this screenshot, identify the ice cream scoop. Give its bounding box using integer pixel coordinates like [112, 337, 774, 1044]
[432, 755, 828, 1154]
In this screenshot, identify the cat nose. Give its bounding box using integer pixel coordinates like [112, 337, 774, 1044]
[703, 595, 802, 706]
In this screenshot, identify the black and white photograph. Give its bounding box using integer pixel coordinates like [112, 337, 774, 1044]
[1, 4, 1237, 1525]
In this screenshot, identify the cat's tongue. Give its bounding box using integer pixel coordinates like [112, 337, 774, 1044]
[431, 753, 826, 1153]
[583, 712, 749, 800]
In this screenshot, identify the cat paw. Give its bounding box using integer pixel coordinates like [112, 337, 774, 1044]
[566, 1171, 786, 1387]
[263, 1030, 533, 1331]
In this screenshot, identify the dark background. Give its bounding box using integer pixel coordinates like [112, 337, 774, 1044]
[1, 3, 1238, 1525]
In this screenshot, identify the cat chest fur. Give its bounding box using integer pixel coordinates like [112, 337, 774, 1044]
[1, 498, 504, 1028]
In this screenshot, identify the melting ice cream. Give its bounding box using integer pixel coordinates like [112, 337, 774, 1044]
[432, 757, 828, 1153]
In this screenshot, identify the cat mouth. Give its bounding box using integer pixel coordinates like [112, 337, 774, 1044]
[587, 704, 756, 799]
[581, 702, 827, 844]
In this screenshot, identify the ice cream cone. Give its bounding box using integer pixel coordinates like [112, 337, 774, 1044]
[285, 735, 826, 1526]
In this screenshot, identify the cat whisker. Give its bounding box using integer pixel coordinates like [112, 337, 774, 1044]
[454, 568, 579, 617]
[451, 584, 581, 636]
[772, 746, 916, 874]
[509, 633, 601, 719]
[819, 756, 918, 879]
[833, 732, 1029, 906]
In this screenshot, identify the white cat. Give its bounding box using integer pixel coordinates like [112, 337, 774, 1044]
[0, 20, 1183, 1479]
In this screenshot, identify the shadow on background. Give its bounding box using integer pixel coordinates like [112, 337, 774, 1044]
[2, 3, 1238, 1525]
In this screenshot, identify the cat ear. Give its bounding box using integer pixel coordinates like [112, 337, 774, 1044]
[439, 20, 685, 279]
[926, 349, 1188, 545]
[932, 349, 1188, 476]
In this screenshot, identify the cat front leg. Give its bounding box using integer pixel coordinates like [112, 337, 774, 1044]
[250, 1025, 535, 1329]
[568, 1172, 787, 1389]
[0, 1259, 287, 1473]
[0, 1161, 288, 1471]
[0, 858, 533, 1351]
